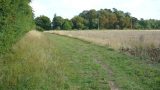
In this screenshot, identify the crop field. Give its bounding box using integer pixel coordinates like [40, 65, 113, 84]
[50, 30, 160, 63]
[50, 30, 160, 49]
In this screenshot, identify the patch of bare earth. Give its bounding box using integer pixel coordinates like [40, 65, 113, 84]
[95, 59, 119, 90]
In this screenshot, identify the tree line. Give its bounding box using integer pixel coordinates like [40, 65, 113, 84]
[35, 8, 160, 30]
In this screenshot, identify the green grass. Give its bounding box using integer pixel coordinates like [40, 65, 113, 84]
[0, 31, 159, 90]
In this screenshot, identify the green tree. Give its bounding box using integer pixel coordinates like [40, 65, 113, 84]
[52, 14, 64, 30]
[138, 18, 146, 29]
[62, 19, 73, 30]
[71, 16, 86, 30]
[51, 8, 160, 30]
[79, 8, 132, 29]
[79, 9, 98, 29]
[98, 9, 111, 29]
[131, 17, 138, 29]
[87, 9, 98, 29]
[0, 0, 34, 54]
[35, 15, 51, 30]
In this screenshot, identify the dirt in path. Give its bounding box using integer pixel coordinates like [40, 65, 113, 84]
[94, 58, 119, 90]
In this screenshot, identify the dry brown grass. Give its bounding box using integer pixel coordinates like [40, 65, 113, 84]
[49, 30, 160, 49]
[49, 30, 160, 62]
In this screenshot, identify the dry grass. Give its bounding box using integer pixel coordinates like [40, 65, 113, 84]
[49, 30, 160, 62]
[0, 30, 67, 89]
[50, 30, 160, 49]
[0, 30, 109, 89]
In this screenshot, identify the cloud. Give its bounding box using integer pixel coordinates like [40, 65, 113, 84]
[30, 0, 160, 20]
[62, 0, 103, 10]
[30, 1, 48, 16]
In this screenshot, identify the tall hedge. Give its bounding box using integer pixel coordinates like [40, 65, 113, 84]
[0, 0, 34, 54]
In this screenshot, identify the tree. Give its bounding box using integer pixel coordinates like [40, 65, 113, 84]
[71, 16, 87, 30]
[0, 0, 34, 54]
[138, 18, 146, 29]
[52, 14, 64, 30]
[98, 9, 111, 29]
[87, 9, 98, 29]
[35, 15, 51, 30]
[62, 19, 73, 30]
[79, 9, 98, 29]
[131, 17, 138, 29]
[51, 8, 160, 30]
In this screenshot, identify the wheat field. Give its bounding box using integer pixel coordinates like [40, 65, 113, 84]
[49, 30, 160, 49]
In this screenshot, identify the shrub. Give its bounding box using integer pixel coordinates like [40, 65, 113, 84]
[36, 26, 44, 32]
[35, 15, 51, 30]
[120, 44, 160, 63]
[62, 20, 73, 30]
[0, 0, 34, 54]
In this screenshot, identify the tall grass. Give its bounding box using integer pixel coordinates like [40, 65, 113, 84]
[0, 31, 109, 89]
[0, 31, 67, 89]
[120, 35, 160, 63]
[50, 30, 160, 48]
[50, 30, 160, 63]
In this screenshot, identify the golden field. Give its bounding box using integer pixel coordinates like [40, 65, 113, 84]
[48, 30, 160, 49]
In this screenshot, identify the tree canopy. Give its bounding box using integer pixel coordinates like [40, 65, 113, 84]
[37, 8, 160, 30]
[62, 19, 73, 30]
[35, 15, 51, 30]
[52, 14, 64, 30]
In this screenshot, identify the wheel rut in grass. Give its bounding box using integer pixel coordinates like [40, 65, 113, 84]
[94, 58, 119, 90]
[48, 33, 119, 90]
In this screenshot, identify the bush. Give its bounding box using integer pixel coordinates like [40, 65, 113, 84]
[35, 15, 51, 30]
[62, 20, 73, 30]
[0, 0, 34, 54]
[36, 26, 44, 32]
[120, 44, 160, 63]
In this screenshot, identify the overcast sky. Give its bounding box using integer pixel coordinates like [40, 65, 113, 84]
[30, 0, 160, 20]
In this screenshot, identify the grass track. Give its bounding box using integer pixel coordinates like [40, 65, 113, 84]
[0, 31, 159, 90]
[46, 33, 160, 90]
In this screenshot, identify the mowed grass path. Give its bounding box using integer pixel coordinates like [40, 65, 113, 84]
[0, 31, 159, 90]
[46, 33, 160, 90]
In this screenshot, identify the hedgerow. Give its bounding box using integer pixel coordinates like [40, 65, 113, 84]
[0, 0, 34, 54]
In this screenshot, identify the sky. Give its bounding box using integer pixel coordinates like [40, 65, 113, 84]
[30, 0, 160, 20]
